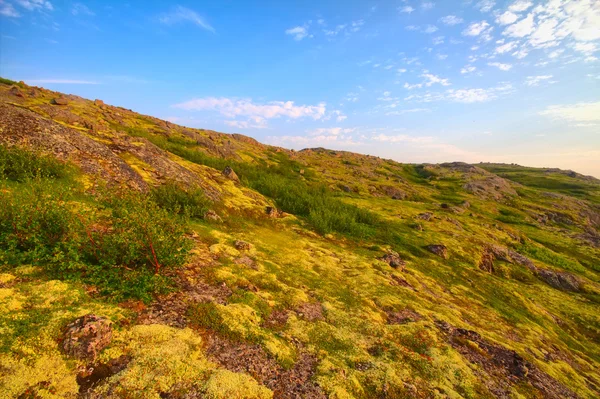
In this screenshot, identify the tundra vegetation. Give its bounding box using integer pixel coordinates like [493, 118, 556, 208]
[0, 79, 599, 398]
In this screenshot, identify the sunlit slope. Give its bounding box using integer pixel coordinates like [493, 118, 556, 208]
[1, 78, 599, 398]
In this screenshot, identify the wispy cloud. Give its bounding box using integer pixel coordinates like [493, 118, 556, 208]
[399, 6, 415, 14]
[286, 25, 310, 40]
[440, 15, 463, 26]
[14, 0, 53, 11]
[159, 6, 214, 32]
[525, 75, 554, 86]
[173, 97, 327, 128]
[540, 102, 600, 122]
[488, 62, 512, 71]
[25, 79, 99, 84]
[71, 3, 94, 16]
[0, 1, 20, 17]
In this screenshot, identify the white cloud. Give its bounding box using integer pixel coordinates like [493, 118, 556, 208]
[447, 88, 494, 102]
[432, 36, 444, 45]
[404, 82, 424, 90]
[508, 0, 533, 13]
[503, 13, 534, 38]
[436, 54, 448, 60]
[405, 82, 513, 104]
[14, 0, 52, 11]
[286, 25, 310, 40]
[423, 25, 438, 34]
[524, 75, 553, 86]
[512, 48, 529, 58]
[440, 15, 463, 25]
[399, 6, 415, 14]
[476, 0, 495, 13]
[461, 65, 477, 74]
[173, 97, 327, 127]
[496, 11, 519, 25]
[25, 79, 99, 84]
[309, 127, 355, 136]
[495, 40, 518, 53]
[463, 20, 490, 36]
[0, 1, 19, 17]
[346, 92, 359, 102]
[488, 62, 513, 71]
[422, 72, 450, 86]
[422, 2, 435, 11]
[540, 102, 600, 122]
[224, 120, 267, 129]
[372, 134, 434, 143]
[386, 108, 431, 116]
[71, 3, 94, 16]
[573, 42, 597, 55]
[159, 6, 214, 32]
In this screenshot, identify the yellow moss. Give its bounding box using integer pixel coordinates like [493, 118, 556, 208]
[0, 273, 15, 285]
[118, 152, 155, 183]
[204, 369, 273, 399]
[0, 288, 25, 311]
[97, 325, 214, 398]
[0, 354, 79, 398]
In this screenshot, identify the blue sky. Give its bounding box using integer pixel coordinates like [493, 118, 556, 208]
[1, 1, 599, 176]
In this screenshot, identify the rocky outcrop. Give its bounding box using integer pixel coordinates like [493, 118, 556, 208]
[426, 244, 448, 259]
[52, 97, 69, 105]
[62, 315, 112, 360]
[435, 320, 578, 399]
[537, 269, 581, 292]
[380, 251, 405, 269]
[223, 166, 240, 182]
[234, 240, 252, 251]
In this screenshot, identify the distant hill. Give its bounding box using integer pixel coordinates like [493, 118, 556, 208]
[1, 78, 599, 399]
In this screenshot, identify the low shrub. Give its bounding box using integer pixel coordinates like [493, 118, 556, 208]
[150, 181, 211, 218]
[0, 145, 72, 182]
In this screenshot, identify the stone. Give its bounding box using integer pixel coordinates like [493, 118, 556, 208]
[94, 99, 105, 107]
[222, 166, 240, 182]
[52, 97, 68, 105]
[536, 269, 581, 292]
[380, 251, 405, 269]
[204, 210, 223, 222]
[417, 212, 433, 221]
[10, 86, 24, 97]
[479, 248, 495, 273]
[340, 185, 352, 193]
[426, 244, 448, 259]
[266, 206, 281, 218]
[234, 240, 252, 251]
[441, 203, 450, 209]
[62, 314, 112, 360]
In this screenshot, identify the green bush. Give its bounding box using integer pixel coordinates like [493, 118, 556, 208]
[0, 145, 72, 182]
[150, 181, 211, 218]
[0, 148, 193, 301]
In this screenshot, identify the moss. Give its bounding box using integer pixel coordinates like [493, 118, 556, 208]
[204, 369, 273, 399]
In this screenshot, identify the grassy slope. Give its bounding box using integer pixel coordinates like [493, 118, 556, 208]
[1, 80, 599, 398]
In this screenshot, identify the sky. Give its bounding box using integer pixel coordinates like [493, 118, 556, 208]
[1, 0, 599, 176]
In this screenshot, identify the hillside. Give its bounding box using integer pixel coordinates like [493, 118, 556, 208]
[1, 79, 599, 399]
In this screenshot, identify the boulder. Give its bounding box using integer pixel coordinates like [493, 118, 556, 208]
[426, 244, 448, 259]
[340, 185, 352, 193]
[52, 97, 69, 105]
[536, 269, 581, 292]
[417, 212, 433, 221]
[222, 166, 240, 182]
[94, 99, 105, 107]
[10, 86, 24, 98]
[62, 314, 112, 360]
[266, 206, 281, 218]
[380, 251, 405, 270]
[234, 240, 252, 251]
[204, 210, 223, 222]
[479, 248, 495, 273]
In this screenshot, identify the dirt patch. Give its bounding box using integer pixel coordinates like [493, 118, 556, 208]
[77, 355, 131, 394]
[386, 308, 423, 325]
[295, 302, 325, 322]
[435, 320, 578, 399]
[262, 309, 290, 330]
[205, 334, 326, 399]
